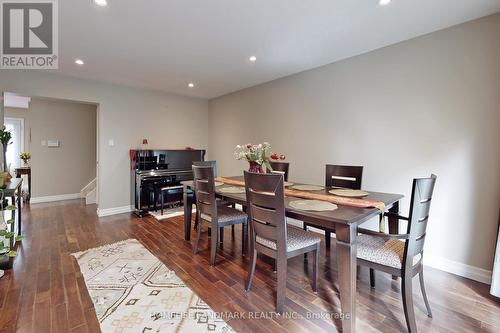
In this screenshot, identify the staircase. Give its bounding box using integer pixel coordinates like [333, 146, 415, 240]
[81, 178, 97, 205]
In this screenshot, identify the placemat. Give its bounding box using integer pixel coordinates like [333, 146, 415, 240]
[289, 200, 338, 212]
[328, 189, 369, 197]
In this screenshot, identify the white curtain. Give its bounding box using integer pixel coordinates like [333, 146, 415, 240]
[491, 224, 500, 297]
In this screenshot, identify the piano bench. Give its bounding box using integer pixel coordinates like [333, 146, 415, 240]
[159, 186, 184, 215]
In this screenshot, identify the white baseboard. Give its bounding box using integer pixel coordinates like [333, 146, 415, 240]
[97, 205, 134, 217]
[424, 255, 492, 284]
[31, 193, 82, 203]
[288, 218, 492, 284]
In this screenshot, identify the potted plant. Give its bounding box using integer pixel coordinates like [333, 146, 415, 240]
[20, 152, 31, 166]
[234, 142, 273, 173]
[0, 190, 22, 272]
[0, 127, 12, 173]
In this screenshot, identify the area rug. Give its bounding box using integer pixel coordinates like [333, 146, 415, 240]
[72, 239, 234, 333]
[148, 206, 195, 221]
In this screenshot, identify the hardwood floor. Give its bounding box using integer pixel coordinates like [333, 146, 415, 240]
[0, 199, 498, 332]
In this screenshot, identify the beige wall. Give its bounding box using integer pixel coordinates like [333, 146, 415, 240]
[5, 98, 97, 197]
[0, 73, 209, 212]
[208, 14, 500, 272]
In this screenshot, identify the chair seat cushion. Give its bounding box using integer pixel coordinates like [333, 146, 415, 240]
[200, 205, 247, 225]
[256, 226, 321, 252]
[357, 234, 420, 269]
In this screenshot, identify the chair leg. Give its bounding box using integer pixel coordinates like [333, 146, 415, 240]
[325, 231, 331, 249]
[370, 268, 376, 288]
[210, 225, 218, 266]
[312, 246, 319, 292]
[245, 248, 257, 291]
[219, 227, 224, 246]
[193, 221, 202, 255]
[303, 222, 309, 260]
[242, 222, 248, 256]
[402, 274, 418, 333]
[160, 192, 164, 215]
[419, 269, 433, 318]
[276, 256, 287, 313]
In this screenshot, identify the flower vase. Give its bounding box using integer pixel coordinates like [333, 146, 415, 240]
[248, 161, 264, 173]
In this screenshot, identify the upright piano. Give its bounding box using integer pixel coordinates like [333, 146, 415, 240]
[130, 149, 205, 216]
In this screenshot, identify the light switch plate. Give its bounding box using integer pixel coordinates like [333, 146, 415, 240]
[108, 139, 114, 146]
[41, 140, 46, 146]
[47, 139, 60, 147]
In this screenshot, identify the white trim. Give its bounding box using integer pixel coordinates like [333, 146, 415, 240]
[80, 178, 97, 196]
[97, 205, 134, 217]
[30, 193, 82, 203]
[424, 255, 492, 284]
[288, 218, 492, 284]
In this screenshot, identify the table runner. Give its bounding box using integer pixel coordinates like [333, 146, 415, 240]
[216, 177, 386, 212]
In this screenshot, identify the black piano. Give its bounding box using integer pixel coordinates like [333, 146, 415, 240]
[130, 149, 205, 216]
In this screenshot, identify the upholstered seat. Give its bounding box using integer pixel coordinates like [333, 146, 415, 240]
[256, 225, 322, 252]
[200, 205, 247, 225]
[357, 234, 421, 269]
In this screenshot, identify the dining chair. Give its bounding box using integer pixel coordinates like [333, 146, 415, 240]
[192, 165, 248, 266]
[357, 174, 437, 333]
[244, 171, 321, 312]
[267, 161, 290, 181]
[304, 164, 364, 249]
[192, 160, 236, 242]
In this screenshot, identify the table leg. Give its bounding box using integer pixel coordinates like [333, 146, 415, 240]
[388, 201, 400, 280]
[27, 171, 31, 202]
[183, 187, 192, 241]
[17, 186, 22, 235]
[336, 224, 357, 333]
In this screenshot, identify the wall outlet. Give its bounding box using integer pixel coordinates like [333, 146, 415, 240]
[41, 140, 46, 146]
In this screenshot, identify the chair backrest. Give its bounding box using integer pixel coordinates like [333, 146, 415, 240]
[193, 160, 217, 176]
[404, 174, 437, 268]
[192, 165, 218, 223]
[244, 171, 286, 254]
[325, 164, 363, 189]
[267, 161, 290, 181]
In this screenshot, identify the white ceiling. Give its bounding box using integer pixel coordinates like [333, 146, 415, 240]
[57, 0, 500, 99]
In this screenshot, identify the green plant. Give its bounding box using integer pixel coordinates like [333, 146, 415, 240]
[0, 190, 21, 259]
[0, 127, 12, 172]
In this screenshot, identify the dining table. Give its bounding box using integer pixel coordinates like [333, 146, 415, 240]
[182, 176, 403, 333]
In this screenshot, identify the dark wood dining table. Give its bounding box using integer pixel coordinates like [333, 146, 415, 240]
[182, 177, 403, 333]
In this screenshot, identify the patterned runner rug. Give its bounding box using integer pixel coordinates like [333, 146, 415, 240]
[72, 239, 234, 333]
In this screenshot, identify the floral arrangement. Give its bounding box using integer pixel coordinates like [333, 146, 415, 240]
[20, 152, 31, 164]
[234, 142, 273, 172]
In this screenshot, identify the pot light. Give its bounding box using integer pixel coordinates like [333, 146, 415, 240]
[75, 59, 84, 65]
[188, 83, 195, 88]
[94, 0, 108, 6]
[249, 56, 257, 62]
[379, 0, 391, 5]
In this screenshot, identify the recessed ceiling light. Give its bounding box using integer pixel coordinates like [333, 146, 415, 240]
[75, 59, 84, 65]
[94, 0, 108, 7]
[249, 56, 257, 62]
[379, 0, 391, 6]
[188, 83, 195, 88]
